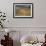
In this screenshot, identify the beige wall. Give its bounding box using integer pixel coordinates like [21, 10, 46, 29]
[0, 0, 46, 27]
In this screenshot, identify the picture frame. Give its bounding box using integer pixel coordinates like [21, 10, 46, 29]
[13, 3, 33, 18]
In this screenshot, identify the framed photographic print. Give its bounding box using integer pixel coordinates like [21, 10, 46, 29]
[13, 3, 33, 18]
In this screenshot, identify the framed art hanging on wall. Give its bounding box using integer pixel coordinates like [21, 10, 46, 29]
[13, 3, 33, 18]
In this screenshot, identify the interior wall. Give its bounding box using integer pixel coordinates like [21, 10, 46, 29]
[0, 0, 46, 27]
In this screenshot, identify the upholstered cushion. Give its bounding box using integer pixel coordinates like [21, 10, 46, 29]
[20, 35, 37, 43]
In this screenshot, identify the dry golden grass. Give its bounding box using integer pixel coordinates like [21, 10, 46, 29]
[16, 8, 31, 16]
